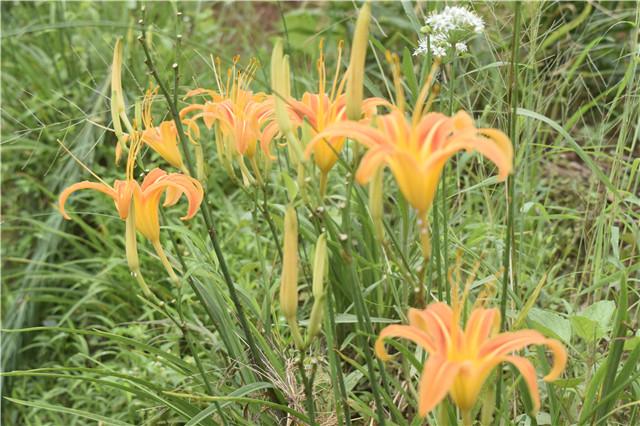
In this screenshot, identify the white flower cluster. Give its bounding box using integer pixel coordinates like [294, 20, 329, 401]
[414, 6, 485, 58]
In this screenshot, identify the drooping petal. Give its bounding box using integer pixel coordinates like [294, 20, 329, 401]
[375, 324, 438, 361]
[438, 133, 512, 181]
[480, 330, 548, 358]
[355, 146, 389, 184]
[417, 355, 462, 417]
[503, 355, 541, 413]
[306, 121, 387, 158]
[541, 338, 567, 381]
[154, 174, 204, 220]
[140, 169, 168, 191]
[59, 181, 119, 220]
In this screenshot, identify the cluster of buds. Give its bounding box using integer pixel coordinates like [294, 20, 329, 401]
[414, 6, 485, 58]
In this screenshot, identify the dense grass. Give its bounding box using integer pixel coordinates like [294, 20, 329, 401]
[2, 1, 638, 425]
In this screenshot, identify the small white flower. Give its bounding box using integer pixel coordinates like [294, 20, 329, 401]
[455, 42, 468, 53]
[415, 6, 484, 58]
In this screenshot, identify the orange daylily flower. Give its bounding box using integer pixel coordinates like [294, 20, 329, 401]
[180, 57, 279, 160]
[375, 287, 566, 418]
[308, 108, 512, 216]
[137, 86, 201, 171]
[58, 137, 204, 287]
[59, 167, 202, 241]
[288, 41, 388, 176]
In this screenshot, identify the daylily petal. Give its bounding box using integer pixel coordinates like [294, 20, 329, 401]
[418, 355, 462, 417]
[355, 147, 388, 184]
[59, 181, 120, 220]
[541, 338, 567, 381]
[375, 324, 438, 360]
[503, 355, 541, 413]
[412, 303, 456, 353]
[464, 308, 500, 353]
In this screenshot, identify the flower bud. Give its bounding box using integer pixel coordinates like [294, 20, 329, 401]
[307, 233, 327, 342]
[271, 39, 292, 134]
[346, 2, 371, 120]
[280, 204, 299, 320]
[111, 38, 133, 163]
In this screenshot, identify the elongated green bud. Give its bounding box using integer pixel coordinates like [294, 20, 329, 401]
[369, 167, 384, 240]
[125, 204, 151, 296]
[195, 143, 206, 182]
[346, 2, 371, 120]
[111, 38, 134, 163]
[312, 233, 327, 298]
[280, 205, 299, 320]
[307, 233, 327, 343]
[271, 39, 292, 134]
[280, 205, 304, 348]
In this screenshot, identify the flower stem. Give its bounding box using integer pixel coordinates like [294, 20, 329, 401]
[152, 238, 180, 286]
[441, 57, 456, 304]
[297, 349, 317, 425]
[462, 410, 473, 426]
[496, 0, 522, 416]
[319, 170, 328, 198]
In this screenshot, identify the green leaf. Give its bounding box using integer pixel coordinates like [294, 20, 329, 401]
[581, 300, 615, 331]
[570, 316, 601, 342]
[528, 308, 571, 344]
[571, 300, 616, 342]
[5, 397, 135, 426]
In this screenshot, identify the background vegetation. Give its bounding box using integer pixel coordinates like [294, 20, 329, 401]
[2, 1, 638, 425]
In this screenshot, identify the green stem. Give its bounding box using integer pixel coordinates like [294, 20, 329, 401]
[441, 57, 455, 304]
[297, 350, 317, 425]
[496, 1, 521, 416]
[152, 238, 180, 286]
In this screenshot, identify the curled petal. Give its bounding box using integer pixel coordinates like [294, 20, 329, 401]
[355, 147, 388, 184]
[504, 355, 541, 413]
[184, 88, 220, 100]
[375, 324, 438, 361]
[452, 110, 475, 131]
[164, 175, 203, 220]
[260, 121, 280, 160]
[418, 355, 462, 417]
[361, 97, 392, 115]
[542, 338, 567, 381]
[306, 122, 386, 159]
[179, 103, 205, 119]
[478, 128, 513, 179]
[59, 181, 118, 220]
[480, 330, 546, 357]
[140, 169, 168, 191]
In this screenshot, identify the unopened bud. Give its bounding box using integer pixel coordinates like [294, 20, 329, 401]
[280, 205, 299, 320]
[346, 2, 371, 120]
[111, 38, 133, 163]
[307, 233, 327, 342]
